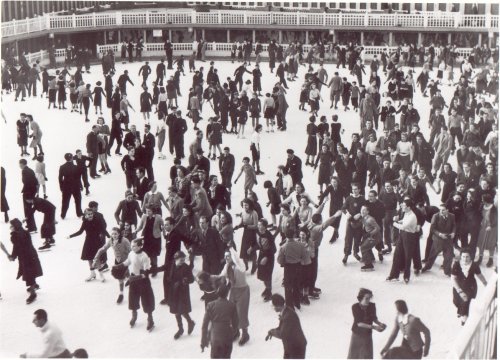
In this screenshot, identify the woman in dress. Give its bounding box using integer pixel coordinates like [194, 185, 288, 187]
[347, 288, 386, 359]
[452, 249, 488, 325]
[168, 251, 196, 340]
[255, 218, 276, 302]
[120, 146, 137, 191]
[93, 227, 131, 304]
[156, 113, 166, 159]
[16, 114, 29, 156]
[92, 81, 104, 115]
[96, 116, 110, 157]
[207, 116, 223, 160]
[234, 157, 257, 198]
[1, 167, 9, 222]
[236, 198, 258, 274]
[308, 83, 322, 116]
[157, 87, 168, 117]
[7, 218, 43, 304]
[476, 194, 497, 268]
[135, 205, 164, 275]
[140, 86, 153, 122]
[56, 74, 67, 109]
[436, 163, 457, 203]
[218, 211, 235, 250]
[305, 116, 318, 166]
[80, 84, 93, 122]
[67, 208, 106, 282]
[294, 196, 314, 229]
[249, 92, 261, 129]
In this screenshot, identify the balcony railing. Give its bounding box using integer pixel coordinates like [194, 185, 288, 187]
[2, 9, 499, 39]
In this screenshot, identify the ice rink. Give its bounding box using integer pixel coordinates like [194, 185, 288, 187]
[0, 56, 496, 358]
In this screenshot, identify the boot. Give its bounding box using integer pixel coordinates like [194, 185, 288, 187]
[130, 311, 138, 327]
[342, 255, 348, 264]
[26, 288, 37, 304]
[486, 257, 494, 268]
[187, 319, 195, 334]
[147, 315, 155, 332]
[116, 293, 124, 304]
[4, 212, 9, 223]
[301, 294, 310, 305]
[263, 289, 272, 302]
[233, 330, 240, 342]
[174, 327, 184, 340]
[238, 329, 250, 346]
[38, 241, 51, 251]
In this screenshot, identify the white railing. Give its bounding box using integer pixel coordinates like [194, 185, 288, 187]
[448, 275, 497, 359]
[2, 9, 498, 39]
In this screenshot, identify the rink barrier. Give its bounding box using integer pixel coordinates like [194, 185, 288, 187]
[14, 43, 477, 68]
[2, 10, 499, 39]
[448, 274, 497, 359]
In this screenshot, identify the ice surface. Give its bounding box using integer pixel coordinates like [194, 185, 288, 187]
[0, 58, 495, 358]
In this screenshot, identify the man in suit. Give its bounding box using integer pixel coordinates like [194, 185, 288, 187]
[421, 204, 456, 276]
[86, 125, 100, 178]
[172, 110, 188, 159]
[58, 153, 83, 220]
[135, 167, 149, 203]
[201, 283, 239, 359]
[19, 159, 38, 232]
[219, 147, 235, 192]
[266, 294, 307, 359]
[284, 149, 302, 186]
[123, 124, 140, 151]
[456, 162, 479, 190]
[381, 300, 431, 359]
[143, 124, 155, 182]
[328, 72, 343, 109]
[195, 215, 225, 275]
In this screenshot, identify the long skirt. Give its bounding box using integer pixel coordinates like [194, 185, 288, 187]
[347, 332, 373, 359]
[240, 228, 256, 260]
[229, 285, 250, 329]
[477, 224, 497, 254]
[305, 135, 317, 156]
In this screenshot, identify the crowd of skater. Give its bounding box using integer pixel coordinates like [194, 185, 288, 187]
[0, 34, 498, 359]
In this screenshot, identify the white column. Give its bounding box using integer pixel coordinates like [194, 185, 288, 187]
[478, 33, 483, 45]
[360, 32, 364, 46]
[388, 32, 393, 46]
[227, 29, 230, 43]
[448, 33, 452, 44]
[279, 30, 282, 43]
[305, 30, 309, 44]
[103, 31, 107, 44]
[202, 29, 205, 41]
[252, 29, 256, 43]
[169, 29, 172, 41]
[417, 33, 422, 46]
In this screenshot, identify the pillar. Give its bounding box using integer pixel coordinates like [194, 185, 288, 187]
[278, 30, 282, 43]
[448, 33, 452, 44]
[252, 29, 256, 43]
[305, 30, 309, 44]
[388, 32, 393, 46]
[193, 28, 197, 41]
[417, 33, 422, 46]
[103, 31, 107, 44]
[117, 30, 121, 43]
[169, 29, 172, 41]
[201, 29, 205, 41]
[227, 29, 230, 43]
[143, 29, 147, 42]
[478, 33, 483, 46]
[488, 32, 493, 47]
[360, 31, 364, 45]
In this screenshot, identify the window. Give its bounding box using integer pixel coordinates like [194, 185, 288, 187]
[311, 2, 318, 8]
[426, 3, 434, 11]
[302, 2, 309, 8]
[293, 2, 299, 7]
[414, 3, 422, 11]
[360, 3, 366, 9]
[284, 2, 290, 7]
[350, 2, 356, 9]
[319, 2, 326, 8]
[438, 3, 447, 11]
[256, 2, 263, 6]
[273, 2, 281, 7]
[391, 3, 399, 10]
[329, 2, 336, 8]
[371, 3, 378, 10]
[339, 2, 346, 8]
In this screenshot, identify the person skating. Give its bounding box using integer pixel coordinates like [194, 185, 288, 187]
[135, 205, 164, 276]
[265, 293, 307, 359]
[7, 218, 43, 304]
[26, 197, 57, 251]
[1, 167, 9, 223]
[58, 153, 83, 220]
[114, 238, 156, 331]
[201, 282, 239, 358]
[94, 227, 131, 304]
[19, 159, 38, 233]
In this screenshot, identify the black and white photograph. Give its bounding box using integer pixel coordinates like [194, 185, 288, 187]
[0, 0, 498, 358]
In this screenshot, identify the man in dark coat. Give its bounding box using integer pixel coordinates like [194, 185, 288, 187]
[159, 217, 191, 305]
[28, 197, 57, 251]
[58, 153, 83, 220]
[104, 71, 114, 108]
[155, 59, 166, 86]
[135, 167, 149, 203]
[86, 125, 100, 178]
[266, 294, 307, 359]
[123, 125, 140, 150]
[73, 150, 91, 196]
[201, 283, 239, 359]
[108, 112, 124, 155]
[284, 149, 302, 186]
[19, 159, 38, 232]
[172, 110, 188, 159]
[143, 124, 156, 182]
[166, 109, 178, 155]
[195, 216, 225, 275]
[164, 41, 173, 69]
[219, 147, 235, 191]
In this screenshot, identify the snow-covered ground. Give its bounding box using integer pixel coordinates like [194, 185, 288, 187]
[0, 58, 496, 358]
